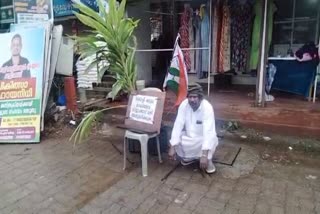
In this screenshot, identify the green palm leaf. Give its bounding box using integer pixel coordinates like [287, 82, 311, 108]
[70, 105, 127, 148]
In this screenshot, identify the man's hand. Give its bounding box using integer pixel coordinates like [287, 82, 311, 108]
[200, 150, 209, 170]
[200, 156, 208, 169]
[168, 146, 176, 161]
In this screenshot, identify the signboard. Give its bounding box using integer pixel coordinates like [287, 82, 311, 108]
[123, 90, 166, 134]
[0, 5, 14, 24]
[0, 28, 45, 143]
[80, 0, 109, 12]
[80, 0, 98, 11]
[129, 95, 157, 124]
[52, 0, 108, 18]
[13, 0, 53, 23]
[0, 0, 13, 6]
[53, 0, 74, 17]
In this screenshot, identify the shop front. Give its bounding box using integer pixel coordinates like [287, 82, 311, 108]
[130, 0, 320, 136]
[1, 0, 319, 136]
[131, 0, 318, 97]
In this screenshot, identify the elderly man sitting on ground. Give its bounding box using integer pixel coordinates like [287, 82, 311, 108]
[168, 83, 219, 173]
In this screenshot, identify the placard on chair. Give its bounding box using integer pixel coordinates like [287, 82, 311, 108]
[122, 90, 166, 134]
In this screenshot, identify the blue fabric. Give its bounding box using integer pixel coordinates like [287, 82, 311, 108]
[266, 63, 277, 94]
[269, 60, 318, 98]
[200, 11, 209, 74]
[58, 95, 66, 106]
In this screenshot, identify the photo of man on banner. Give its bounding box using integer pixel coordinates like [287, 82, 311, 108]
[0, 34, 31, 80]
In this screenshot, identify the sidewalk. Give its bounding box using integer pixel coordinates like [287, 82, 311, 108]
[0, 125, 319, 214]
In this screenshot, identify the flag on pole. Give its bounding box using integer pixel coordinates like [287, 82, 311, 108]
[163, 34, 188, 106]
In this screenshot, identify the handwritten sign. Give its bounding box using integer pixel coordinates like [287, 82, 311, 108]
[129, 95, 157, 124]
[123, 90, 165, 134]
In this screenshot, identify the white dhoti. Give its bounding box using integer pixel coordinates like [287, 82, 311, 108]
[174, 134, 217, 160]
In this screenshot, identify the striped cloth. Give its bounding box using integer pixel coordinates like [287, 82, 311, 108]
[218, 1, 231, 73]
[179, 7, 191, 71]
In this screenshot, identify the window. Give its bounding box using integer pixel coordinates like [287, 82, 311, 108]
[274, 0, 294, 21]
[273, 0, 320, 46]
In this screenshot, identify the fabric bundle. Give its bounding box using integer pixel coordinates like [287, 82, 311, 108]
[295, 42, 319, 64]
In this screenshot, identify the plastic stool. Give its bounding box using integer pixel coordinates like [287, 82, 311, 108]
[123, 130, 162, 177]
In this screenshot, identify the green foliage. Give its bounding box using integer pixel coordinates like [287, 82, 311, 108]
[70, 105, 127, 147]
[73, 0, 139, 99]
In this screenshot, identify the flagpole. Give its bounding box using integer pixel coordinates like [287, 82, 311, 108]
[173, 33, 180, 56]
[207, 0, 212, 97]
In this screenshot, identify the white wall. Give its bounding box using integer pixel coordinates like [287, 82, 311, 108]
[127, 0, 152, 85]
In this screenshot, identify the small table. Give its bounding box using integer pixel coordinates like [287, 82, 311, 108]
[268, 57, 318, 100]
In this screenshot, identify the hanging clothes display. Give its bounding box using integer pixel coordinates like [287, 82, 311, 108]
[230, 0, 252, 73]
[249, 0, 277, 70]
[200, 4, 210, 78]
[175, 0, 257, 78]
[218, 0, 231, 73]
[179, 4, 191, 71]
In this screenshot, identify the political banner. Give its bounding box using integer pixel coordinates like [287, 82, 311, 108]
[0, 28, 45, 143]
[13, 0, 53, 23]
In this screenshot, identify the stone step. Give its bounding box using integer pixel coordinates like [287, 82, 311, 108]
[85, 87, 112, 99]
[101, 75, 115, 82]
[93, 81, 114, 88]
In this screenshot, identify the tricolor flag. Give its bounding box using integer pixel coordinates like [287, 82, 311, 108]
[163, 35, 188, 106]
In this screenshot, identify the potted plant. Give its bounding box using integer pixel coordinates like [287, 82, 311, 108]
[70, 0, 139, 146]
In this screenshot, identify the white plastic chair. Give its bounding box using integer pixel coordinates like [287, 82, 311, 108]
[123, 87, 163, 177]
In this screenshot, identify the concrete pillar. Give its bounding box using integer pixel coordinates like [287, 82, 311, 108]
[127, 0, 152, 85]
[255, 0, 269, 107]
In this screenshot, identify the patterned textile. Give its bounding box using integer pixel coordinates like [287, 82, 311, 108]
[230, 1, 252, 73]
[179, 6, 191, 71]
[188, 8, 195, 73]
[218, 0, 231, 73]
[211, 0, 220, 74]
[194, 14, 202, 79]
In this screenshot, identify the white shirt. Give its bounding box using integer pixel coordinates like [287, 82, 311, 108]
[170, 99, 218, 157]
